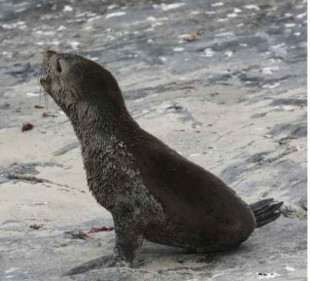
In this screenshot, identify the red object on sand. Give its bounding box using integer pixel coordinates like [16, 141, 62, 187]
[22, 123, 34, 132]
[88, 226, 115, 233]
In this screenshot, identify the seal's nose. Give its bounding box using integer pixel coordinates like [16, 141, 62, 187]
[45, 49, 57, 55]
[41, 50, 58, 69]
[42, 49, 57, 60]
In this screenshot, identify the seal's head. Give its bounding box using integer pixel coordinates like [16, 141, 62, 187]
[40, 50, 125, 114]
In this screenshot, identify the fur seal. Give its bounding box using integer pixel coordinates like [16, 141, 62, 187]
[40, 50, 283, 275]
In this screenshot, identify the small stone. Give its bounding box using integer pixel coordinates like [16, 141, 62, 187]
[29, 224, 43, 230]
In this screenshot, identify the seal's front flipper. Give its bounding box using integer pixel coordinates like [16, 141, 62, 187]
[250, 199, 283, 228]
[62, 227, 144, 276]
[61, 254, 126, 276]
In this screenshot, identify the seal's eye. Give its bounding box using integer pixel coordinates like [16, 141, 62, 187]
[56, 60, 62, 73]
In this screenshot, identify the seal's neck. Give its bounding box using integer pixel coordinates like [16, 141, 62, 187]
[67, 101, 139, 147]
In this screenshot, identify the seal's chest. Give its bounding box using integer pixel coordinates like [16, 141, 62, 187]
[82, 143, 140, 196]
[81, 143, 165, 219]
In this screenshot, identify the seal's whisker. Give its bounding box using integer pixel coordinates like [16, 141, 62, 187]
[36, 66, 44, 106]
[40, 59, 52, 109]
[44, 86, 48, 108]
[38, 71, 44, 105]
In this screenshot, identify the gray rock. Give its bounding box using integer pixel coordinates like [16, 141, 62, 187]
[53, 142, 80, 156]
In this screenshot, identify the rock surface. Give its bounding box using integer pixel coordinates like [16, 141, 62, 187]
[0, 0, 307, 280]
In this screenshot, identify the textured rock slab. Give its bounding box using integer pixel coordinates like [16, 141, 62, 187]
[0, 218, 306, 280]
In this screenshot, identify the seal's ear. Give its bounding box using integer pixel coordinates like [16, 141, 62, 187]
[56, 59, 62, 73]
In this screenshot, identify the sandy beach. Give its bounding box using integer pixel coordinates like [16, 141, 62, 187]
[0, 0, 307, 280]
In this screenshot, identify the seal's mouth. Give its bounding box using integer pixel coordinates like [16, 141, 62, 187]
[40, 75, 51, 85]
[40, 72, 53, 95]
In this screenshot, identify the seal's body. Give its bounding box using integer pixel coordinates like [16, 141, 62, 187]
[40, 51, 282, 275]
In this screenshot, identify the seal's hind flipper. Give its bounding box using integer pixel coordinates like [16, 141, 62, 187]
[255, 212, 281, 228]
[250, 199, 274, 214]
[249, 199, 283, 228]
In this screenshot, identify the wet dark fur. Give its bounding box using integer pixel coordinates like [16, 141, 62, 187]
[40, 51, 282, 275]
